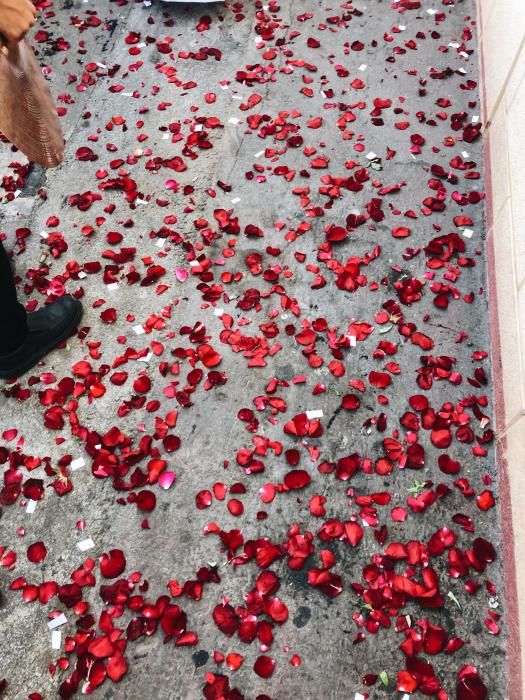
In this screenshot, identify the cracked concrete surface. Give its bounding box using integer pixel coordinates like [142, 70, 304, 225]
[0, 1, 506, 699]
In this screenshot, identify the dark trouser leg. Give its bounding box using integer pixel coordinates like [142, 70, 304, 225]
[0, 241, 28, 355]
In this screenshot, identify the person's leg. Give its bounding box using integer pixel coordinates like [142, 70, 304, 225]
[0, 240, 28, 355]
[0, 239, 83, 379]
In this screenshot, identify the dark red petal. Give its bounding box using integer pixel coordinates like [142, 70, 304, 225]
[342, 394, 361, 410]
[27, 542, 47, 563]
[284, 470, 311, 490]
[196, 490, 213, 509]
[136, 490, 156, 512]
[99, 550, 126, 579]
[254, 655, 275, 678]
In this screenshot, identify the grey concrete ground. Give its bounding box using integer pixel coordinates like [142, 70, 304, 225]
[0, 1, 506, 698]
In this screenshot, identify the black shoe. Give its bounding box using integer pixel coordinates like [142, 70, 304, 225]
[0, 296, 83, 380]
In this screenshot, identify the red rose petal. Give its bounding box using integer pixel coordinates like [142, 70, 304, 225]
[136, 490, 156, 512]
[27, 542, 47, 564]
[161, 604, 187, 637]
[284, 470, 311, 490]
[259, 483, 276, 503]
[342, 394, 361, 410]
[196, 490, 213, 509]
[107, 652, 128, 682]
[254, 655, 275, 679]
[88, 636, 114, 659]
[344, 522, 363, 547]
[213, 604, 239, 636]
[476, 490, 495, 511]
[438, 454, 461, 474]
[99, 550, 126, 579]
[457, 666, 487, 700]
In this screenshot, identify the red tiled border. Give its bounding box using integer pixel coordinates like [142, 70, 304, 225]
[475, 0, 522, 696]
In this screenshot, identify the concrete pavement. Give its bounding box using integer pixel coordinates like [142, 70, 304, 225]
[0, 1, 506, 698]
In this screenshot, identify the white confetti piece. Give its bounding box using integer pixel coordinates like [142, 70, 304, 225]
[254, 150, 265, 158]
[39, 231, 48, 239]
[189, 260, 200, 268]
[213, 308, 224, 316]
[462, 229, 474, 238]
[366, 151, 378, 160]
[77, 538, 95, 552]
[448, 590, 462, 608]
[348, 335, 357, 347]
[26, 500, 37, 514]
[358, 64, 367, 71]
[232, 95, 243, 100]
[459, 51, 469, 59]
[51, 630, 61, 649]
[231, 197, 241, 204]
[107, 282, 119, 291]
[471, 115, 480, 123]
[138, 352, 153, 363]
[78, 271, 87, 279]
[354, 694, 366, 700]
[306, 409, 323, 419]
[398, 24, 406, 30]
[155, 238, 166, 248]
[427, 8, 437, 14]
[48, 614, 67, 630]
[228, 117, 241, 125]
[194, 124, 203, 131]
[133, 325, 145, 335]
[449, 42, 460, 48]
[461, 150, 470, 158]
[137, 42, 146, 48]
[219, 84, 229, 90]
[71, 457, 85, 471]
